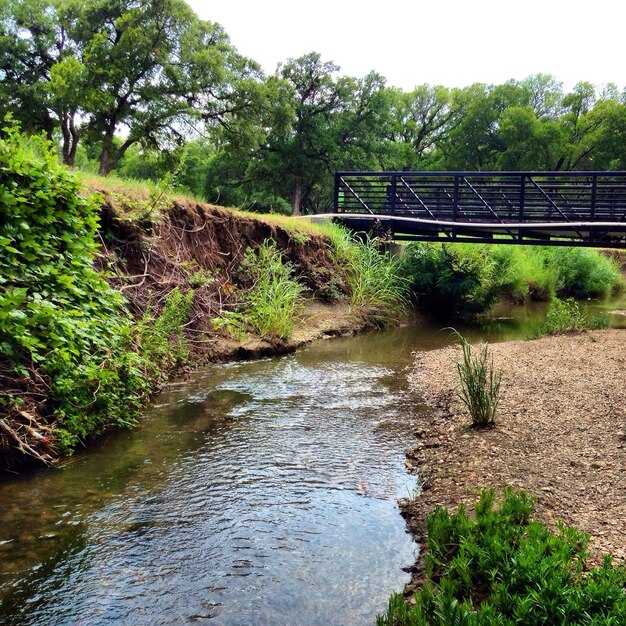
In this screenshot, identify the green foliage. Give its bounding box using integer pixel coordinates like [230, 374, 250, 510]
[137, 289, 194, 372]
[323, 227, 408, 326]
[402, 243, 499, 320]
[0, 123, 150, 453]
[346, 237, 409, 326]
[1, 0, 260, 174]
[487, 245, 557, 301]
[536, 298, 610, 336]
[378, 489, 626, 625]
[452, 331, 501, 427]
[5, 0, 626, 214]
[221, 241, 305, 340]
[188, 269, 215, 289]
[544, 247, 622, 299]
[403, 242, 623, 319]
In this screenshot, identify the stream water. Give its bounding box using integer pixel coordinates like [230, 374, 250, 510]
[1, 298, 625, 625]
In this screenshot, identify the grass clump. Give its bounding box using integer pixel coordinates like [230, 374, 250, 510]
[546, 247, 623, 299]
[378, 488, 626, 625]
[535, 297, 610, 337]
[347, 237, 409, 326]
[137, 288, 194, 372]
[218, 241, 304, 340]
[452, 331, 501, 427]
[323, 227, 409, 326]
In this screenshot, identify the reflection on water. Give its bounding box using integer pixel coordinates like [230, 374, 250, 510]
[0, 295, 624, 625]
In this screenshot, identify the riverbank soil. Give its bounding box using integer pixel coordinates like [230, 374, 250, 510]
[199, 300, 365, 362]
[403, 329, 626, 595]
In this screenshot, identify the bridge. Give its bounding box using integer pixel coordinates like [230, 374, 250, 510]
[329, 171, 626, 248]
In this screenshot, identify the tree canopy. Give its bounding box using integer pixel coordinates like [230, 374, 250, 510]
[2, 0, 626, 213]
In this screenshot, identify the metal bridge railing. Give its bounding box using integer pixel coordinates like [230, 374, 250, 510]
[333, 171, 626, 248]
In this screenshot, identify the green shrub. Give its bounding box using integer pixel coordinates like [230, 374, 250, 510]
[402, 242, 623, 320]
[453, 331, 501, 427]
[402, 243, 499, 320]
[378, 488, 626, 625]
[137, 288, 194, 372]
[545, 247, 623, 299]
[488, 245, 557, 301]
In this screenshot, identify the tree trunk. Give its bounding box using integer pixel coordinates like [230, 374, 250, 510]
[291, 175, 302, 216]
[60, 118, 71, 166]
[67, 115, 79, 167]
[60, 113, 80, 167]
[98, 132, 135, 176]
[98, 131, 115, 176]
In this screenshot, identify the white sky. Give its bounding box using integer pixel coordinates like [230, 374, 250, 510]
[187, 0, 625, 92]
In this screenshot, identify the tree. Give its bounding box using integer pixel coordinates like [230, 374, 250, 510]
[381, 84, 457, 170]
[0, 0, 260, 173]
[76, 0, 261, 175]
[0, 0, 85, 162]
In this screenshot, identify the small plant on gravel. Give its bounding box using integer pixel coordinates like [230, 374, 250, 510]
[452, 330, 501, 427]
[378, 488, 626, 626]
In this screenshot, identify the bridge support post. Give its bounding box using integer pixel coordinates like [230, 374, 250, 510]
[333, 172, 340, 211]
[519, 175, 526, 242]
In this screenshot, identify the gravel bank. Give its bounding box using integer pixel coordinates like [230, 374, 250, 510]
[403, 329, 626, 592]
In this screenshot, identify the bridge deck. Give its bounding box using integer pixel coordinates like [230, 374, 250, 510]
[333, 171, 626, 248]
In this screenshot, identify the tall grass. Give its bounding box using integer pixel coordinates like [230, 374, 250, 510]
[324, 228, 409, 326]
[234, 241, 304, 340]
[452, 330, 501, 427]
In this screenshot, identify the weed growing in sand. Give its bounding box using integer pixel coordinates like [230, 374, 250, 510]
[452, 330, 501, 427]
[378, 488, 626, 625]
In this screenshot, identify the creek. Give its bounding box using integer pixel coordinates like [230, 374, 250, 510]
[1, 298, 625, 625]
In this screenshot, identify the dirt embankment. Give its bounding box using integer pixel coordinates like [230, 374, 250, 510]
[93, 188, 368, 362]
[402, 329, 626, 596]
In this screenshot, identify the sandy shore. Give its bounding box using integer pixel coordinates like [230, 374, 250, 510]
[402, 329, 626, 592]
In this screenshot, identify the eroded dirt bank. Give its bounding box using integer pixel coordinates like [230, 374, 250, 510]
[94, 189, 375, 362]
[402, 329, 626, 594]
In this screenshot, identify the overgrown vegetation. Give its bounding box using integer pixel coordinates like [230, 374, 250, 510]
[402, 242, 623, 320]
[210, 229, 410, 339]
[341, 235, 409, 327]
[402, 244, 499, 320]
[452, 331, 501, 427]
[535, 297, 610, 337]
[0, 124, 152, 457]
[1, 124, 415, 466]
[378, 488, 626, 625]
